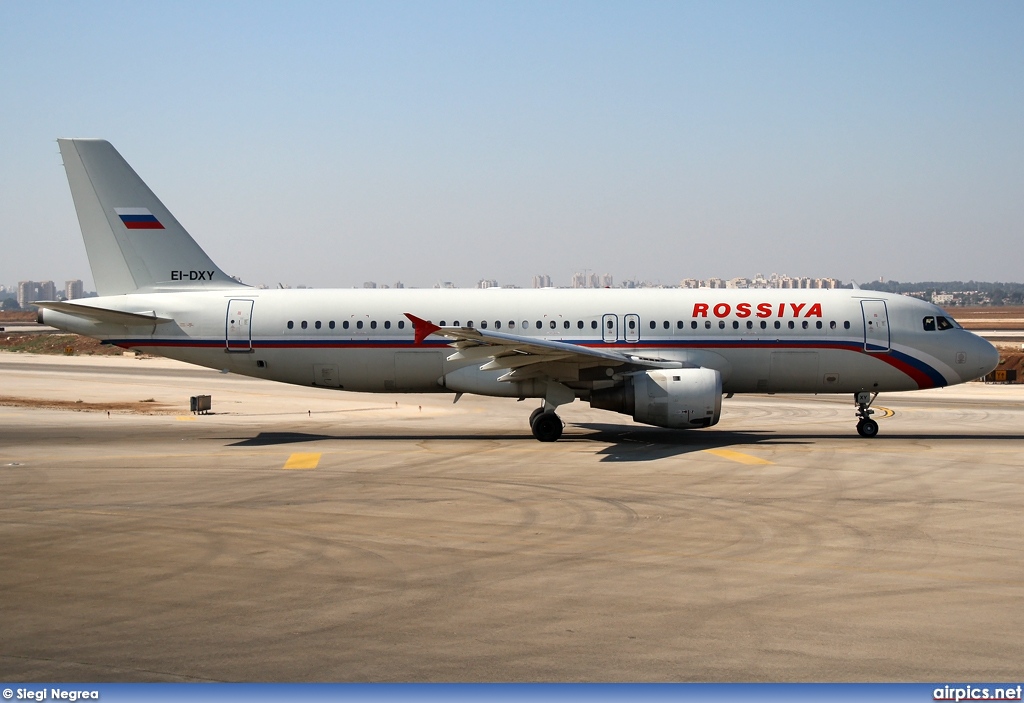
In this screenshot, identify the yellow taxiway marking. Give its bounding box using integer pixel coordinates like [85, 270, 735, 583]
[175, 416, 198, 422]
[875, 406, 895, 418]
[703, 448, 774, 466]
[283, 452, 321, 470]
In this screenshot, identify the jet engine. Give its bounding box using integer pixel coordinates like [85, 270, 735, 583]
[590, 368, 722, 429]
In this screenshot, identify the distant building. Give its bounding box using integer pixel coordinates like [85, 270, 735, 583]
[477, 279, 499, 289]
[18, 280, 55, 308]
[363, 282, 377, 289]
[532, 274, 552, 288]
[601, 273, 614, 288]
[65, 279, 84, 300]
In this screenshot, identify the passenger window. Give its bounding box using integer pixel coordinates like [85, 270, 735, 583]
[356, 321, 363, 329]
[843, 321, 850, 329]
[746, 321, 753, 329]
[398, 320, 405, 329]
[676, 321, 684, 329]
[467, 321, 474, 328]
[628, 320, 636, 330]
[453, 321, 459, 327]
[719, 320, 725, 329]
[564, 321, 570, 329]
[440, 321, 446, 326]
[802, 321, 808, 329]
[733, 321, 739, 329]
[577, 320, 584, 329]
[760, 321, 767, 329]
[549, 320, 556, 329]
[691, 321, 698, 329]
[591, 320, 598, 329]
[315, 320, 322, 329]
[329, 321, 335, 329]
[494, 321, 501, 329]
[287, 321, 294, 329]
[705, 321, 711, 329]
[536, 321, 542, 329]
[371, 321, 377, 329]
[663, 320, 669, 330]
[774, 321, 781, 329]
[607, 320, 614, 329]
[301, 321, 308, 329]
[384, 320, 391, 329]
[343, 321, 350, 329]
[649, 320, 656, 330]
[937, 316, 954, 331]
[788, 321, 794, 329]
[480, 321, 487, 329]
[522, 321, 528, 329]
[829, 321, 836, 329]
[816, 321, 822, 329]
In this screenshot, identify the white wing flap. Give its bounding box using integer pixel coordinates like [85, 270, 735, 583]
[405, 313, 683, 377]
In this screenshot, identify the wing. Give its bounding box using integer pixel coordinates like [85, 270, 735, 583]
[404, 313, 683, 383]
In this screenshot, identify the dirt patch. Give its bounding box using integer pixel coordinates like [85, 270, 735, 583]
[0, 311, 39, 323]
[988, 345, 1024, 383]
[0, 396, 180, 414]
[0, 333, 127, 356]
[947, 307, 1024, 330]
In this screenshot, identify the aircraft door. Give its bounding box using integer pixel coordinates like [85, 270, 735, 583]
[226, 299, 255, 352]
[624, 314, 641, 343]
[602, 314, 618, 343]
[861, 300, 890, 352]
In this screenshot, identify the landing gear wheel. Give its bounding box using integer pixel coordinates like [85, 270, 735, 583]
[856, 418, 879, 438]
[529, 406, 545, 428]
[854, 391, 880, 438]
[531, 412, 563, 442]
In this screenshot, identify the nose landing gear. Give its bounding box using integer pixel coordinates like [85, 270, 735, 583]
[855, 391, 879, 437]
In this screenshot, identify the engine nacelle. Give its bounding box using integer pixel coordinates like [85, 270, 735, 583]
[590, 368, 722, 429]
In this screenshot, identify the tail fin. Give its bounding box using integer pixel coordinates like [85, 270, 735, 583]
[57, 139, 246, 296]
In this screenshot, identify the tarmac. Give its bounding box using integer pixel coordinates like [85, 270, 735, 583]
[1, 352, 1022, 682]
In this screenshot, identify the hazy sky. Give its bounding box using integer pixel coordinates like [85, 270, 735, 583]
[1, 1, 1022, 291]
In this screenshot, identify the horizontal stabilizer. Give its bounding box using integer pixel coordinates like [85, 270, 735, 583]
[34, 300, 172, 326]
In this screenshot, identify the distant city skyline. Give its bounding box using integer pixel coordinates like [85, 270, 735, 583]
[8, 270, 1024, 301]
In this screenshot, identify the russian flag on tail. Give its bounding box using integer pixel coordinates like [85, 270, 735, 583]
[114, 207, 164, 230]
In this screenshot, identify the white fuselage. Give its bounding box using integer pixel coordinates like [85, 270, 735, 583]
[43, 287, 997, 399]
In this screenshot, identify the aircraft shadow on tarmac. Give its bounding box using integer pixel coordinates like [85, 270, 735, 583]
[223, 427, 806, 463]
[222, 426, 1024, 462]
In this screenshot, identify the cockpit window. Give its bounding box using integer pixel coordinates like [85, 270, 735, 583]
[923, 316, 936, 331]
[936, 316, 956, 331]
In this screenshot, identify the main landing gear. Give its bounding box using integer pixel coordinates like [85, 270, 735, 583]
[530, 405, 563, 442]
[855, 391, 879, 438]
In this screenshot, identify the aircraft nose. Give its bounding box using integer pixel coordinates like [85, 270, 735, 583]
[968, 335, 999, 381]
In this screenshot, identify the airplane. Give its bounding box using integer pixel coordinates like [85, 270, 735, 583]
[36, 139, 999, 441]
